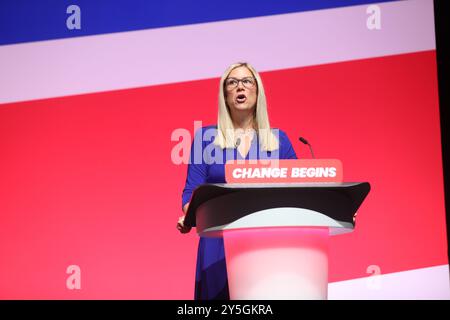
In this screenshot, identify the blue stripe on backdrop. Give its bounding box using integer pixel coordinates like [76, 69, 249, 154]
[0, 0, 398, 46]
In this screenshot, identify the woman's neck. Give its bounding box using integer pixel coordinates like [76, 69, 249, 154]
[232, 112, 255, 131]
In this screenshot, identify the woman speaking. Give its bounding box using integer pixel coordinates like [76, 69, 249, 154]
[177, 62, 297, 300]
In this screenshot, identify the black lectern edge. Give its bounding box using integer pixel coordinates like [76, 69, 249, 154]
[185, 182, 370, 228]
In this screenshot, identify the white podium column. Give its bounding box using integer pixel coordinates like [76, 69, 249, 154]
[223, 227, 329, 300]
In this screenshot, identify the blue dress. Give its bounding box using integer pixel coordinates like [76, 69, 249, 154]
[181, 125, 297, 300]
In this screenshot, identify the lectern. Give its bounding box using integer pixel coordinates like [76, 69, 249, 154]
[184, 182, 370, 300]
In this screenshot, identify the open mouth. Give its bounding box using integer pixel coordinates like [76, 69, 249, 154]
[236, 94, 247, 104]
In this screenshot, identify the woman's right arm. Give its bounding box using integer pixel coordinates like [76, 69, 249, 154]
[176, 202, 191, 233]
[182, 202, 190, 214]
[178, 128, 208, 234]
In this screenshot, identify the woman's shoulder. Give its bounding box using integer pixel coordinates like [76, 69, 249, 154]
[204, 124, 218, 131]
[192, 124, 216, 133]
[192, 124, 218, 145]
[271, 127, 291, 141]
[194, 124, 217, 136]
[271, 128, 297, 158]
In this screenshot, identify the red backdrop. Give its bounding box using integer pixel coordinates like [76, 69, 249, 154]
[0, 50, 447, 298]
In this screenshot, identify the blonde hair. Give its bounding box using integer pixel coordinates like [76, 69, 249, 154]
[214, 62, 279, 151]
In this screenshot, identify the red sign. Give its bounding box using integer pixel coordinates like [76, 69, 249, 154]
[225, 159, 343, 183]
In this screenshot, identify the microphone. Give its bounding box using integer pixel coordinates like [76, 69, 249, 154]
[299, 136, 316, 159]
[235, 137, 241, 148]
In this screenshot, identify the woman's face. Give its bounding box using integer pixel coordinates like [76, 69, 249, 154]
[225, 66, 258, 114]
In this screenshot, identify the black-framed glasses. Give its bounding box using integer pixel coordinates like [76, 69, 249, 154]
[224, 77, 256, 91]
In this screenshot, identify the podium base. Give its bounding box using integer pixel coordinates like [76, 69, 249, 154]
[223, 227, 329, 300]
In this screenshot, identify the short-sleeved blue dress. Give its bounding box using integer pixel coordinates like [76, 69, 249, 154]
[181, 125, 297, 300]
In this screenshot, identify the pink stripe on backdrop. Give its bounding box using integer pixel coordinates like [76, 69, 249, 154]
[329, 264, 450, 300]
[0, 0, 436, 104]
